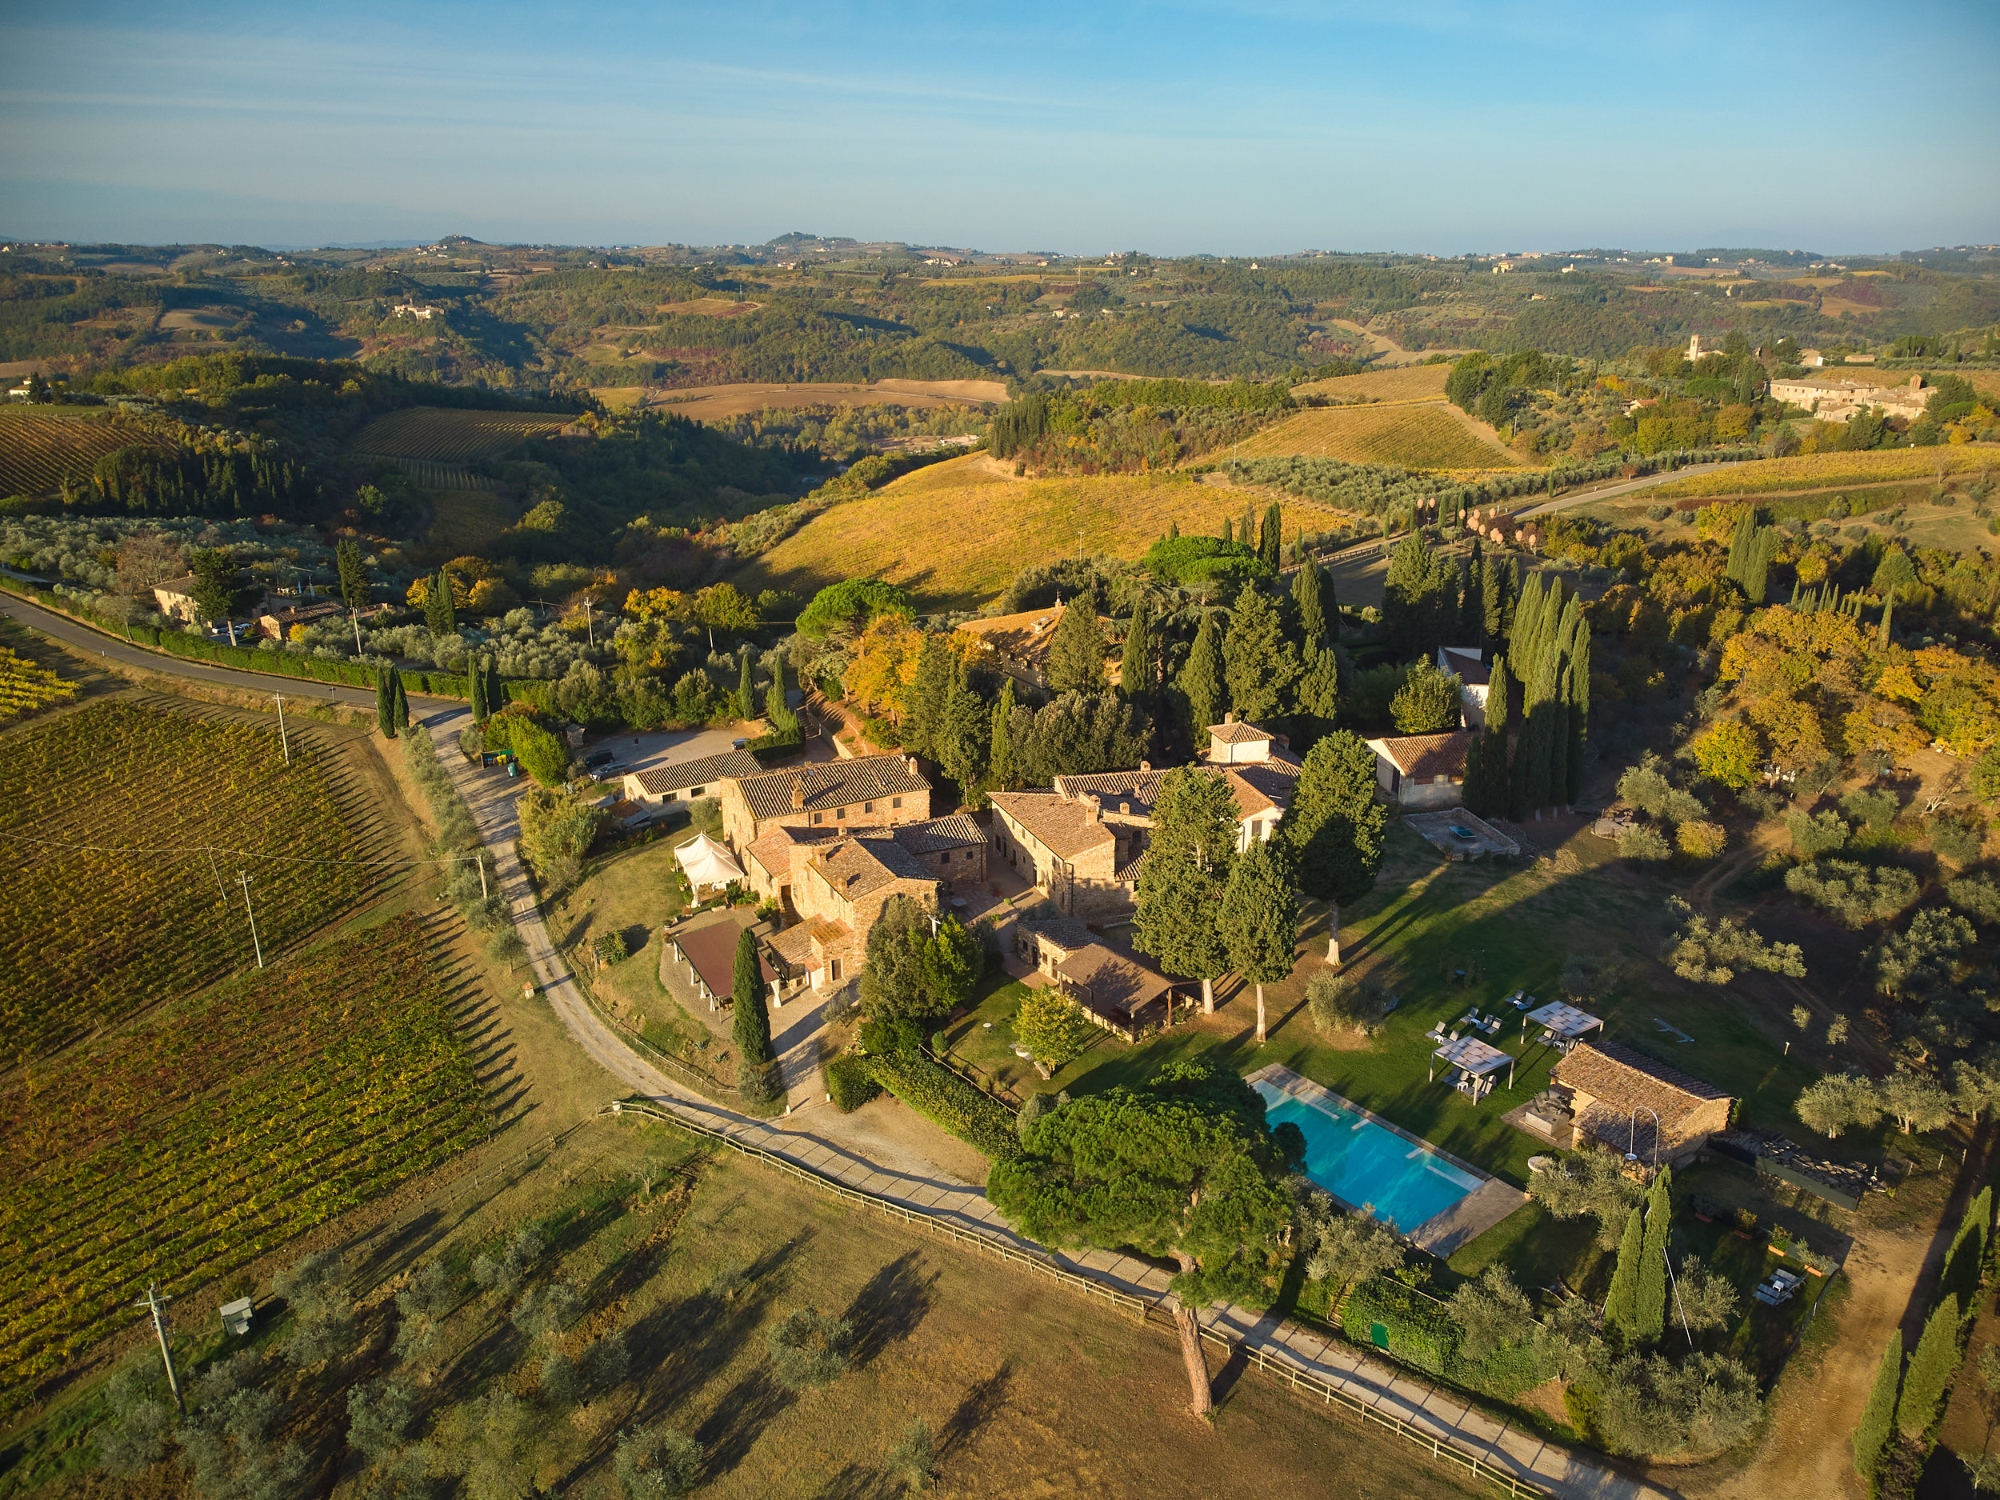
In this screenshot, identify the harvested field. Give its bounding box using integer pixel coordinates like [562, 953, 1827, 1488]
[1232, 402, 1524, 470]
[735, 455, 1350, 608]
[1645, 444, 1999, 499]
[350, 406, 571, 462]
[0, 409, 154, 497]
[1293, 363, 1451, 404]
[636, 378, 1007, 422]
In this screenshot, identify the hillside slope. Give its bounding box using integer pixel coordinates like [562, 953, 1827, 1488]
[734, 454, 1352, 608]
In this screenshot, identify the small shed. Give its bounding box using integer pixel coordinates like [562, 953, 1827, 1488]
[1054, 942, 1178, 1040]
[1523, 1001, 1603, 1052]
[1552, 1041, 1733, 1167]
[1432, 1035, 1514, 1102]
[675, 833, 745, 897]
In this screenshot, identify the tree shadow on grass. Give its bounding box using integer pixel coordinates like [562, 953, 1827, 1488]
[938, 1357, 1014, 1460]
[691, 1364, 796, 1483]
[627, 1233, 808, 1422]
[842, 1250, 939, 1371]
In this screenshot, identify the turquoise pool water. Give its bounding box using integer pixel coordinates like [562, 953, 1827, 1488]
[1255, 1080, 1481, 1234]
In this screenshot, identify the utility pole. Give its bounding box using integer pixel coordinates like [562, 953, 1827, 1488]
[135, 1283, 184, 1413]
[237, 871, 264, 968]
[205, 848, 230, 907]
[471, 853, 488, 902]
[583, 597, 594, 648]
[272, 693, 289, 765]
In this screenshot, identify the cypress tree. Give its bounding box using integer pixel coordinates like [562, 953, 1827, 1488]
[1461, 735, 1486, 815]
[1291, 558, 1328, 653]
[1896, 1293, 1962, 1440]
[1045, 599, 1108, 696]
[1222, 517, 1234, 546]
[468, 654, 489, 723]
[1480, 552, 1507, 644]
[1635, 1165, 1672, 1344]
[1219, 836, 1298, 1044]
[1222, 588, 1299, 723]
[1744, 525, 1778, 604]
[1293, 645, 1341, 748]
[1853, 1329, 1902, 1484]
[731, 927, 774, 1092]
[1460, 539, 1486, 646]
[934, 655, 988, 796]
[988, 678, 1018, 791]
[391, 668, 409, 734]
[487, 656, 505, 715]
[1603, 1206, 1644, 1340]
[904, 633, 954, 757]
[1564, 610, 1591, 805]
[1283, 731, 1386, 967]
[375, 663, 395, 739]
[1881, 584, 1896, 646]
[1120, 601, 1152, 701]
[1501, 557, 1523, 642]
[1176, 611, 1225, 742]
[1259, 500, 1283, 572]
[1241, 499, 1259, 550]
[738, 651, 756, 721]
[1382, 530, 1453, 663]
[1132, 768, 1238, 1013]
[1725, 506, 1756, 592]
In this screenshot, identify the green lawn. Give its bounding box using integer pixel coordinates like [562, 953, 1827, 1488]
[1054, 822, 1820, 1190]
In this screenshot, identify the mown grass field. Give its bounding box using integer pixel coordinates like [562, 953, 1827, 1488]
[1291, 363, 1451, 404]
[0, 411, 152, 498]
[0, 911, 486, 1416]
[350, 406, 572, 462]
[1232, 402, 1524, 470]
[0, 697, 384, 1065]
[1646, 444, 1999, 499]
[735, 456, 1352, 607]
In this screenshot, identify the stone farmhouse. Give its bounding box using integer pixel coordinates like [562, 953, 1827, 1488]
[717, 753, 932, 854]
[1768, 372, 1932, 424]
[622, 749, 765, 808]
[1365, 731, 1478, 809]
[761, 833, 941, 999]
[1551, 1040, 1734, 1167]
[988, 717, 1301, 917]
[953, 600, 1116, 693]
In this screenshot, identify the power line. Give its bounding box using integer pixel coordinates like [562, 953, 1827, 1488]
[0, 831, 487, 871]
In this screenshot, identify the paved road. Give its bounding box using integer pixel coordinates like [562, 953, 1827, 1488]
[15, 589, 1671, 1499]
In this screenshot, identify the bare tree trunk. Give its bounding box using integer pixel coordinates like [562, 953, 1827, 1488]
[1170, 1253, 1214, 1416]
[1254, 981, 1266, 1044]
[352, 610, 363, 656]
[1201, 976, 1214, 1015]
[1325, 901, 1341, 966]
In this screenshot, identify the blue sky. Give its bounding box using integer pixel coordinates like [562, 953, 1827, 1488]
[2, 1, 1996, 255]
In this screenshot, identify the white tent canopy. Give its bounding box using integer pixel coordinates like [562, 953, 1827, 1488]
[675, 833, 745, 893]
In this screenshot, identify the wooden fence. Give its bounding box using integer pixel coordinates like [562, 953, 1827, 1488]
[601, 1099, 1555, 1499]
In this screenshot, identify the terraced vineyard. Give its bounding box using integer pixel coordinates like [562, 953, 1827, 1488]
[1291, 363, 1451, 404]
[1233, 401, 1524, 470]
[0, 410, 153, 497]
[0, 699, 381, 1066]
[350, 406, 571, 462]
[0, 912, 486, 1413]
[0, 645, 76, 722]
[385, 458, 496, 491]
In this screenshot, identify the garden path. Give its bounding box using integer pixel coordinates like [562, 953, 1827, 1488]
[423, 703, 1676, 1500]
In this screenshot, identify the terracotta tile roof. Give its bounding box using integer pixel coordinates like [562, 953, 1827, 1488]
[891, 813, 985, 856]
[808, 835, 936, 901]
[744, 824, 834, 881]
[732, 754, 930, 822]
[1553, 1041, 1731, 1135]
[1224, 764, 1299, 818]
[1020, 913, 1096, 952]
[1440, 647, 1491, 687]
[1371, 731, 1476, 781]
[1052, 769, 1169, 818]
[1210, 719, 1274, 745]
[632, 749, 764, 798]
[955, 605, 1068, 668]
[990, 790, 1116, 860]
[767, 925, 818, 968]
[1056, 942, 1176, 1016]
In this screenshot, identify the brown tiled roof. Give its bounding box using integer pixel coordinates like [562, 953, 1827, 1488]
[1553, 1041, 1731, 1133]
[632, 749, 764, 798]
[990, 790, 1116, 860]
[767, 925, 818, 968]
[892, 813, 985, 856]
[1020, 913, 1096, 951]
[808, 835, 937, 901]
[955, 605, 1068, 668]
[744, 824, 833, 881]
[1052, 769, 1169, 818]
[1210, 719, 1274, 745]
[1223, 764, 1299, 818]
[1056, 942, 1176, 1016]
[1372, 731, 1475, 781]
[1441, 647, 1491, 687]
[673, 916, 773, 998]
[732, 754, 930, 821]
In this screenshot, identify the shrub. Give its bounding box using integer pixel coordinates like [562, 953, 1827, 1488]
[1305, 969, 1385, 1036]
[1675, 820, 1726, 859]
[1012, 987, 1095, 1073]
[825, 1053, 881, 1112]
[593, 930, 630, 965]
[864, 1049, 1020, 1159]
[1389, 661, 1462, 735]
[1139, 534, 1273, 586]
[1785, 809, 1849, 858]
[615, 1422, 704, 1499]
[768, 1307, 853, 1389]
[1618, 824, 1672, 862]
[1581, 1352, 1761, 1459]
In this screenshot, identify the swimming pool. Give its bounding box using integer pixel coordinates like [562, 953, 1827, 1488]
[1254, 1078, 1483, 1235]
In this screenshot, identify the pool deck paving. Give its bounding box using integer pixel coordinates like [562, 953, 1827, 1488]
[425, 705, 1677, 1500]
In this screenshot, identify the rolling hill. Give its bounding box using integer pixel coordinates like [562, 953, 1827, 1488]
[734, 454, 1354, 608]
[1233, 400, 1526, 470]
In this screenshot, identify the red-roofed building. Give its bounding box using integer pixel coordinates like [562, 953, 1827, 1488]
[1364, 731, 1477, 809]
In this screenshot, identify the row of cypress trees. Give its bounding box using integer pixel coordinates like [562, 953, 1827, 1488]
[1461, 569, 1591, 820]
[374, 662, 409, 739]
[1602, 1167, 1674, 1345]
[1854, 1186, 1993, 1491]
[1724, 507, 1780, 605]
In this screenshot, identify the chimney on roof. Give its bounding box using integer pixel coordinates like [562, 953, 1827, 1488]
[790, 780, 805, 810]
[1139, 760, 1150, 772]
[1223, 712, 1235, 725]
[904, 754, 918, 775]
[1276, 732, 1289, 748]
[1086, 794, 1102, 822]
[1119, 802, 1130, 815]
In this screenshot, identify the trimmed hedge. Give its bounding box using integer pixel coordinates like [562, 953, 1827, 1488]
[864, 1050, 1020, 1160]
[1342, 1274, 1556, 1399]
[826, 1054, 881, 1113]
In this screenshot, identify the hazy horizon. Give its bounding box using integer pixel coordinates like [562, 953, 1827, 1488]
[3, 1, 1996, 254]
